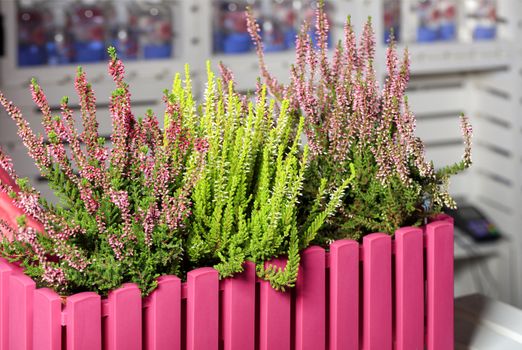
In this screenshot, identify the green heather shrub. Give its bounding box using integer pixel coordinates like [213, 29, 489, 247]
[184, 64, 352, 289]
[247, 2, 472, 241]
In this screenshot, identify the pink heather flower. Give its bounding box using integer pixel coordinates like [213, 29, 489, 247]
[412, 137, 434, 178]
[109, 189, 129, 210]
[331, 44, 343, 85]
[30, 80, 53, 136]
[108, 233, 125, 260]
[45, 214, 83, 241]
[29, 83, 82, 184]
[294, 24, 310, 77]
[110, 94, 136, 173]
[219, 62, 236, 89]
[315, 1, 330, 87]
[79, 182, 98, 214]
[460, 115, 473, 167]
[14, 226, 70, 288]
[359, 19, 376, 74]
[194, 137, 209, 154]
[75, 70, 101, 161]
[80, 164, 108, 191]
[153, 158, 171, 201]
[0, 92, 51, 171]
[163, 194, 190, 231]
[142, 203, 159, 246]
[343, 17, 359, 73]
[396, 49, 411, 95]
[60, 99, 88, 168]
[107, 52, 137, 174]
[108, 189, 134, 259]
[95, 214, 106, 235]
[41, 264, 66, 288]
[246, 8, 284, 99]
[0, 147, 16, 178]
[15, 191, 44, 223]
[108, 52, 126, 85]
[52, 239, 89, 272]
[0, 219, 16, 238]
[0, 45, 207, 296]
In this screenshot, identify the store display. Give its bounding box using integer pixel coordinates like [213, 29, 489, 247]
[383, 0, 401, 43]
[465, 0, 497, 41]
[13, 0, 502, 66]
[109, 0, 139, 60]
[217, 1, 251, 54]
[15, 0, 175, 67]
[260, 17, 285, 52]
[416, 0, 457, 42]
[213, 0, 325, 54]
[136, 0, 173, 59]
[302, 0, 331, 48]
[258, 0, 285, 52]
[416, 0, 440, 42]
[69, 0, 109, 63]
[438, 0, 457, 41]
[45, 1, 74, 65]
[272, 0, 298, 49]
[17, 0, 48, 66]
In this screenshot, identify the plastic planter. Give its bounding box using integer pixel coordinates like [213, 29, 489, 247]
[0, 216, 453, 350]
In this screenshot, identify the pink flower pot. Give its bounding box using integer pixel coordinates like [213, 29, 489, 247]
[0, 216, 454, 350]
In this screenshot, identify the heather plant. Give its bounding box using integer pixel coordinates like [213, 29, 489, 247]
[185, 63, 352, 290]
[247, 2, 472, 240]
[0, 48, 207, 296]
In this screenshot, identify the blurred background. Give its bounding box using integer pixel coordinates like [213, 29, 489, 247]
[0, 0, 520, 309]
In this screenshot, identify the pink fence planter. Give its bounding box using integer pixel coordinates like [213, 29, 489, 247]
[0, 218, 454, 350]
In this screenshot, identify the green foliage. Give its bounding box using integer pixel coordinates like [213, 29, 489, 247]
[107, 46, 117, 60]
[185, 63, 352, 290]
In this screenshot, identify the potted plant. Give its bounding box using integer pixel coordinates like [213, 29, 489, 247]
[246, 5, 472, 241]
[0, 45, 349, 349]
[242, 3, 471, 349]
[0, 4, 470, 350]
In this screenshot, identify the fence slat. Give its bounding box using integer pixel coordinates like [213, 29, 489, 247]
[295, 246, 325, 350]
[362, 234, 392, 350]
[223, 261, 255, 350]
[9, 272, 35, 350]
[259, 259, 291, 350]
[66, 292, 101, 350]
[426, 221, 454, 350]
[395, 227, 424, 350]
[0, 259, 15, 350]
[329, 240, 359, 350]
[104, 283, 142, 350]
[144, 276, 181, 350]
[186, 267, 219, 350]
[33, 288, 61, 350]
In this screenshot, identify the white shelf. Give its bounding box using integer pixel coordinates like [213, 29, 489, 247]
[376, 41, 512, 76]
[212, 50, 295, 91]
[2, 58, 190, 92]
[454, 229, 508, 261]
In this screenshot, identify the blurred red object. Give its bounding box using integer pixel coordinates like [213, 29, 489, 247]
[0, 167, 44, 240]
